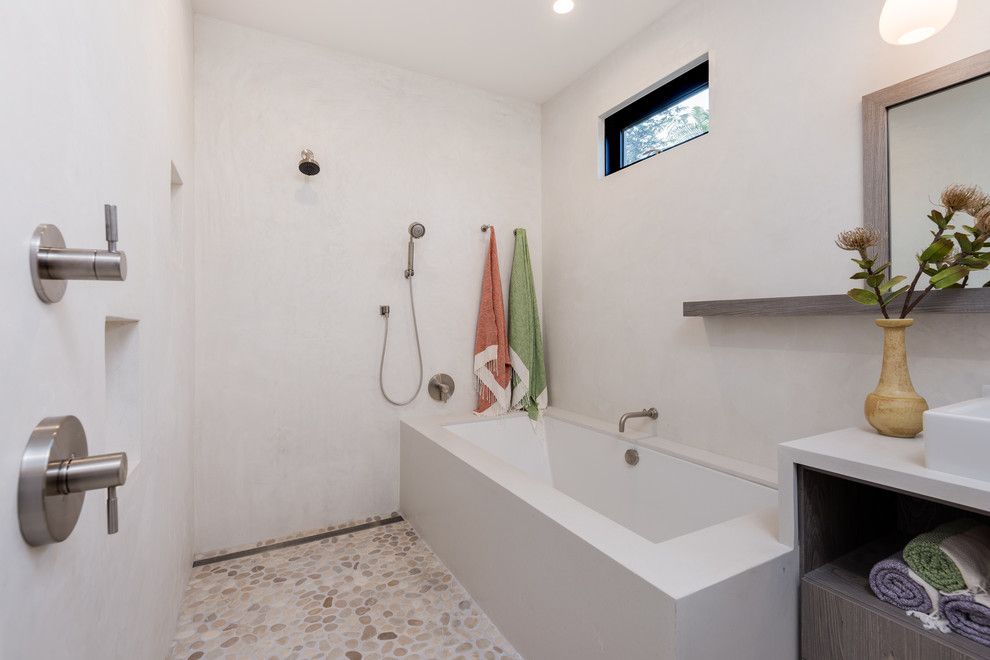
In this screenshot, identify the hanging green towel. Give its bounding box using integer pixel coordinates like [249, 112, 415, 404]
[508, 229, 548, 421]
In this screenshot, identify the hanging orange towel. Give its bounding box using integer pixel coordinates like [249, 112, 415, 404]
[474, 228, 511, 415]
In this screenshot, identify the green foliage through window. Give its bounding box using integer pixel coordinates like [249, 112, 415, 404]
[622, 88, 709, 167]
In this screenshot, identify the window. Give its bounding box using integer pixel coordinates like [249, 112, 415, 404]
[603, 60, 709, 175]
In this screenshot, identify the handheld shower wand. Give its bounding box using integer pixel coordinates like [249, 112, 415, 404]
[380, 223, 427, 405]
[405, 222, 426, 278]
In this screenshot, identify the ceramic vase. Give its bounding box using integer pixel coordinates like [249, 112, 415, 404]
[865, 319, 928, 438]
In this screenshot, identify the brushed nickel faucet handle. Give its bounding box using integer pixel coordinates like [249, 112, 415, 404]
[29, 203, 128, 303]
[107, 486, 119, 535]
[429, 374, 455, 403]
[18, 416, 128, 545]
[104, 204, 119, 253]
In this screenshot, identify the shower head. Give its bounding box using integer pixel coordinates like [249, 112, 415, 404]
[408, 222, 426, 239]
[298, 149, 320, 176]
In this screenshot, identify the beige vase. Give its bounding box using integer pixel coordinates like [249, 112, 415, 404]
[865, 319, 928, 438]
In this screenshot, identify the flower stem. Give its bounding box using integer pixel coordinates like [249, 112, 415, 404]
[900, 225, 948, 318]
[861, 248, 890, 319]
[902, 283, 935, 317]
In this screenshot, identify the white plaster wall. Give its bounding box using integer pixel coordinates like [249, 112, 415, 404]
[541, 0, 990, 469]
[193, 17, 542, 553]
[0, 1, 196, 658]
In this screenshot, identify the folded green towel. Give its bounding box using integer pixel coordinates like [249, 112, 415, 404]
[903, 519, 979, 592]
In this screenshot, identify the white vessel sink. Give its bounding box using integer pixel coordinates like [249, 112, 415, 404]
[924, 397, 990, 482]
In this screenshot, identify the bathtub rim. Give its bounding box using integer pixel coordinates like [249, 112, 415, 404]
[401, 406, 791, 600]
[450, 406, 778, 489]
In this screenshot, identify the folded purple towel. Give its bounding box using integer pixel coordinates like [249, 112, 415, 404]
[869, 554, 934, 612]
[940, 593, 990, 647]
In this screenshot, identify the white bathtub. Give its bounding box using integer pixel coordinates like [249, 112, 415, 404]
[400, 409, 798, 660]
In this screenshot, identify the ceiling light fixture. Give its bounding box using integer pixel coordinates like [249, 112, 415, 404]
[553, 0, 575, 15]
[879, 0, 957, 45]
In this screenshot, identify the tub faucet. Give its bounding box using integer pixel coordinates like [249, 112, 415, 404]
[619, 407, 659, 432]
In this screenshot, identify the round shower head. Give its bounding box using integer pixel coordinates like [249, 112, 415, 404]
[408, 222, 426, 239]
[298, 149, 320, 176]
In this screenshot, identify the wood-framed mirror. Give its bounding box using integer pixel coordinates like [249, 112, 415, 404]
[864, 49, 990, 281]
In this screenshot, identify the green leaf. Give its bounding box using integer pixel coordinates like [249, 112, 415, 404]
[873, 262, 890, 274]
[883, 286, 908, 304]
[929, 210, 945, 225]
[919, 237, 954, 263]
[931, 265, 970, 289]
[847, 288, 880, 305]
[878, 275, 907, 293]
[955, 233, 974, 252]
[866, 273, 884, 287]
[850, 272, 869, 280]
[923, 266, 938, 276]
[962, 256, 990, 269]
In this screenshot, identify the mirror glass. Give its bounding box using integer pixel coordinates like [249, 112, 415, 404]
[888, 74, 990, 287]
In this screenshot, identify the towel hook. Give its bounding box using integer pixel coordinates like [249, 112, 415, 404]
[482, 225, 520, 236]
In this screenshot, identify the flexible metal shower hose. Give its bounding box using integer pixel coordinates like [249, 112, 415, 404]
[379, 277, 423, 405]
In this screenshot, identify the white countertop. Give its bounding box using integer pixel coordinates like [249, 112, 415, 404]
[777, 427, 990, 546]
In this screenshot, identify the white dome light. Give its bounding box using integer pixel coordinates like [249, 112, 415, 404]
[553, 0, 575, 15]
[879, 0, 957, 45]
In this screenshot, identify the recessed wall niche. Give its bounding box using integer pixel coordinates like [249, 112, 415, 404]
[105, 317, 141, 467]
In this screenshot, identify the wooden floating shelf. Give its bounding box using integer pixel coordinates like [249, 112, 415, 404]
[683, 287, 990, 317]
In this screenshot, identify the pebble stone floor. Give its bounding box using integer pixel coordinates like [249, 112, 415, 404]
[169, 519, 522, 660]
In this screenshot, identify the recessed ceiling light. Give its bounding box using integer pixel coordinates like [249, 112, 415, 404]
[553, 0, 575, 15]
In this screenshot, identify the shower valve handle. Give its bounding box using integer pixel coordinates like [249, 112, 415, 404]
[29, 203, 128, 303]
[17, 415, 129, 546]
[107, 486, 119, 535]
[105, 204, 119, 253]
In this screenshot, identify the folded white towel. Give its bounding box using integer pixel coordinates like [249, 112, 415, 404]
[941, 525, 990, 607]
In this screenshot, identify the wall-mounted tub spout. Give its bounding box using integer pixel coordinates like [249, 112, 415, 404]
[619, 407, 659, 433]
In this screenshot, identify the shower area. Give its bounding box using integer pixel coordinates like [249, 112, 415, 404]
[192, 15, 542, 555]
[184, 15, 544, 657]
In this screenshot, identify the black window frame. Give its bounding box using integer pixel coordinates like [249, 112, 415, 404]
[603, 60, 709, 176]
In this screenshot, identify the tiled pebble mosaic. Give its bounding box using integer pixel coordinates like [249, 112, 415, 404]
[169, 519, 521, 659]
